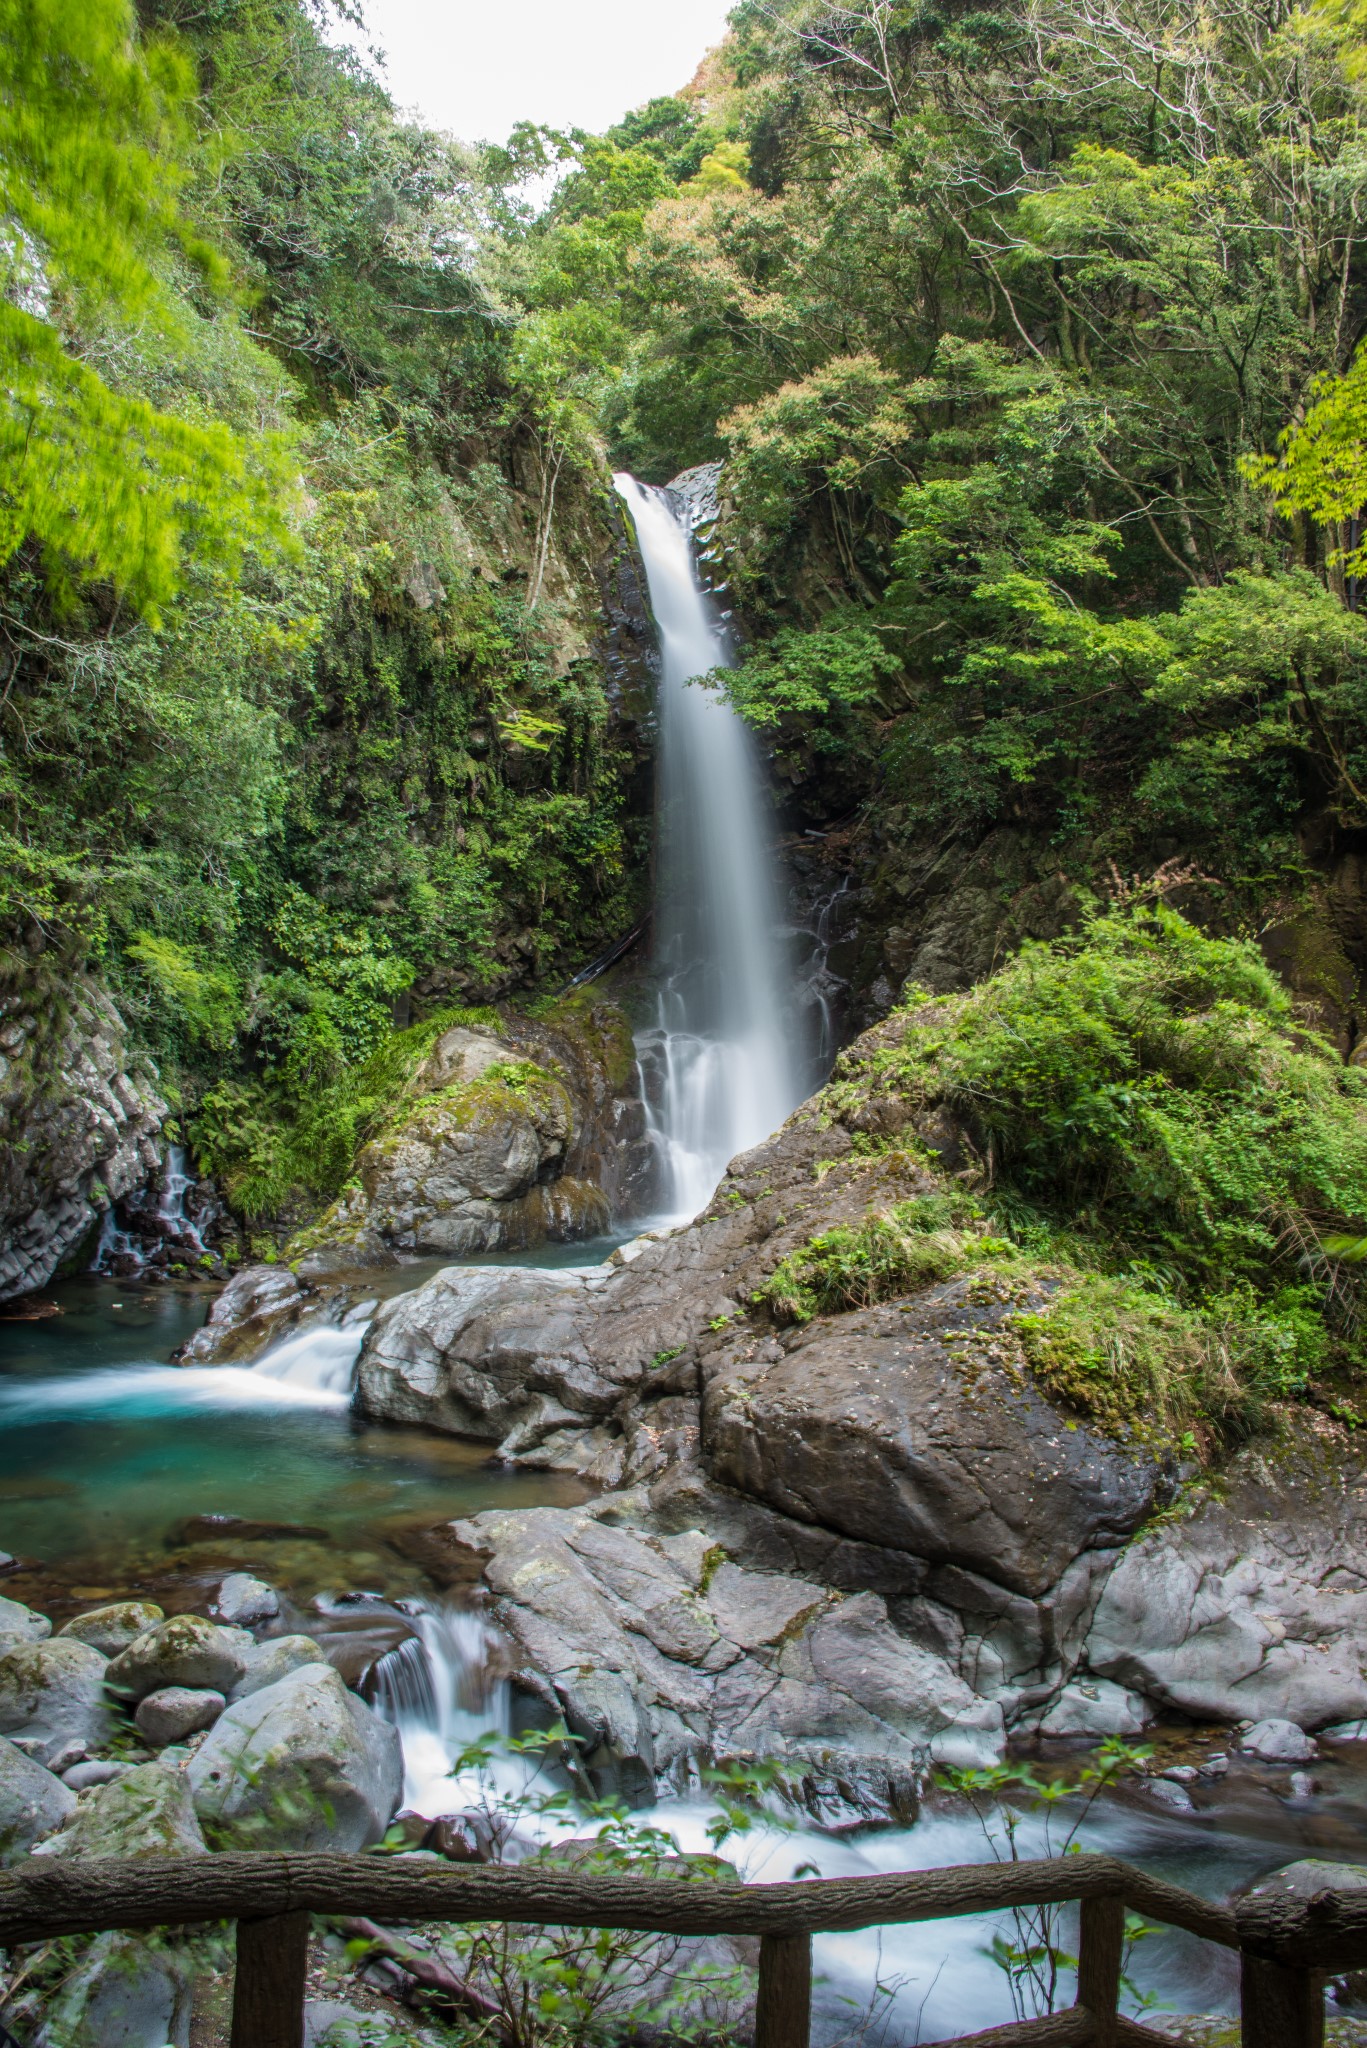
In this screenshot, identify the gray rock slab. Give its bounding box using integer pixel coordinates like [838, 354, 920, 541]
[0, 1732, 75, 1864]
[1086, 1422, 1367, 1727]
[1037, 1678, 1152, 1739]
[447, 1496, 1003, 1821]
[188, 1662, 402, 1850]
[0, 1637, 110, 1765]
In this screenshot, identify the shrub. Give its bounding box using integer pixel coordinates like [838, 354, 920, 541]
[1014, 1273, 1328, 1441]
[758, 1190, 1002, 1323]
[871, 903, 1367, 1293]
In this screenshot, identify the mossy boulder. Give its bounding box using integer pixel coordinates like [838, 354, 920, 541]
[285, 995, 651, 1274]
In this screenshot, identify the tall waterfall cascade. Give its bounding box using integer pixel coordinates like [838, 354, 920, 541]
[616, 474, 808, 1221]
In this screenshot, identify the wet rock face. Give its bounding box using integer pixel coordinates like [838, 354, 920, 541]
[703, 1283, 1166, 1599]
[445, 1499, 1003, 1820]
[0, 981, 165, 1302]
[1084, 1419, 1367, 1729]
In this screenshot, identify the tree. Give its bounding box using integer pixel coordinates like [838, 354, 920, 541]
[0, 0, 286, 616]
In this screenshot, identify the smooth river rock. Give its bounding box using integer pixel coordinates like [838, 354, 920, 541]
[0, 1594, 51, 1656]
[134, 1686, 226, 1747]
[213, 1572, 279, 1627]
[0, 1638, 110, 1766]
[188, 1663, 402, 1850]
[58, 1600, 164, 1657]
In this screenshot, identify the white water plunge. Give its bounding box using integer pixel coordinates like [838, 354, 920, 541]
[616, 474, 806, 1221]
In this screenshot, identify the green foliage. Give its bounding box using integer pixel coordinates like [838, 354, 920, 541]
[938, 1742, 1154, 2022]
[875, 903, 1367, 1292]
[758, 1189, 994, 1323]
[1015, 1273, 1328, 1441]
[0, 0, 288, 614]
[421, 1727, 752, 2047]
[189, 1002, 500, 1219]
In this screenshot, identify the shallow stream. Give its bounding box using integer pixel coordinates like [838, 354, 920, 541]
[5, 1268, 1367, 2040]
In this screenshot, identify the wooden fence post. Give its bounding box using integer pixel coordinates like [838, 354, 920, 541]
[1239, 1952, 1324, 2048]
[230, 1909, 310, 2048]
[1076, 1893, 1124, 2046]
[755, 1929, 811, 2048]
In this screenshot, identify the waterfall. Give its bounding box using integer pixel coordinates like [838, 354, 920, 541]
[370, 1603, 510, 1816]
[616, 474, 806, 1221]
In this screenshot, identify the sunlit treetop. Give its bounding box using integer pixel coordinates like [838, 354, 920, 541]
[0, 0, 290, 618]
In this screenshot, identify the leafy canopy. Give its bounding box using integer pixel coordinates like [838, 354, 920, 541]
[0, 0, 288, 615]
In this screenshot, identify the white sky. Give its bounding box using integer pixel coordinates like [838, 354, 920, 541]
[341, 0, 737, 146]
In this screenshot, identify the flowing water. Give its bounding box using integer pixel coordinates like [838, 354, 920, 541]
[616, 474, 808, 1221]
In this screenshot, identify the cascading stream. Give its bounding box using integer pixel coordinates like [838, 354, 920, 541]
[616, 474, 806, 1220]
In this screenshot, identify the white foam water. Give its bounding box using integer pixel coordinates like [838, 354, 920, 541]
[616, 474, 807, 1222]
[0, 1322, 365, 1417]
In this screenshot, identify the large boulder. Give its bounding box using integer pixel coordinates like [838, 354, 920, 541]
[444, 1498, 1003, 1820]
[104, 1615, 254, 1701]
[1084, 1421, 1367, 1728]
[34, 1762, 207, 1860]
[289, 996, 652, 1278]
[702, 1282, 1167, 1599]
[187, 1663, 402, 1850]
[0, 1638, 110, 1765]
[0, 1734, 75, 1864]
[356, 1262, 623, 1444]
[176, 1262, 311, 1365]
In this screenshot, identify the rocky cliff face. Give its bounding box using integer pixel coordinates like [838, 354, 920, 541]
[338, 1002, 1367, 1819]
[0, 982, 166, 1302]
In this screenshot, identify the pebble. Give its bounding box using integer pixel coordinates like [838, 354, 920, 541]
[1144, 1777, 1197, 1814]
[1288, 1771, 1319, 1800]
[62, 1759, 129, 1792]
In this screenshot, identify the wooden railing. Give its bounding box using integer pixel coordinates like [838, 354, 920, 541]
[0, 1848, 1351, 2048]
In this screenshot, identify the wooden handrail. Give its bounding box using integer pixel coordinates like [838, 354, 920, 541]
[0, 1848, 1344, 2048]
[0, 1849, 1237, 1948]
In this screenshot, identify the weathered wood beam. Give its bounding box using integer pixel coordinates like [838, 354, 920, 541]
[1076, 1894, 1124, 2046]
[1238, 1887, 1367, 1971]
[922, 2009, 1095, 2046]
[755, 1929, 811, 2048]
[229, 1911, 309, 2048]
[1239, 1951, 1325, 2048]
[0, 1850, 1166, 1949]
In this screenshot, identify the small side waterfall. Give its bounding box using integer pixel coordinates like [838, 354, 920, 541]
[616, 474, 807, 1220]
